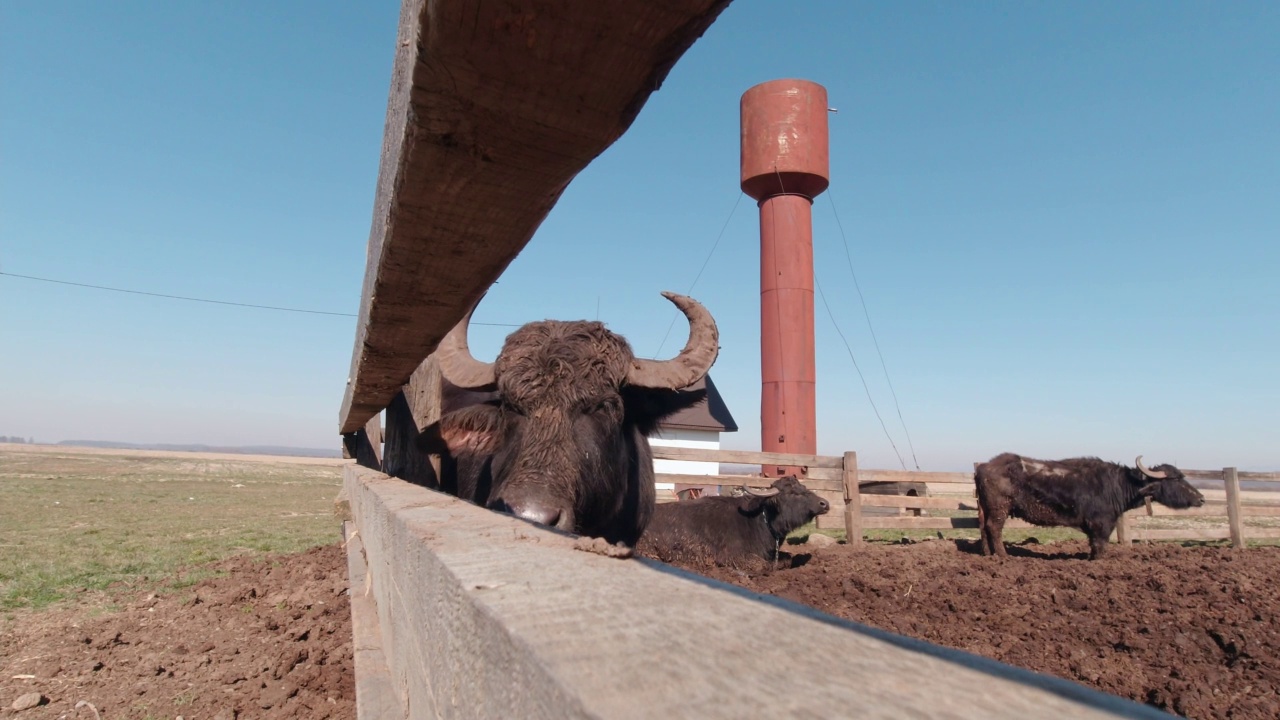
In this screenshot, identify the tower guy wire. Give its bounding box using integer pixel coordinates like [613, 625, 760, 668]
[813, 271, 908, 470]
[653, 192, 742, 358]
[824, 194, 920, 470]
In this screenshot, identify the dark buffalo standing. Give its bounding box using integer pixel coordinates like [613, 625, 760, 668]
[638, 475, 831, 567]
[417, 291, 719, 547]
[974, 453, 1205, 559]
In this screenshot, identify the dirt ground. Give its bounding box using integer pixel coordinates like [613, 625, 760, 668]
[677, 538, 1280, 720]
[1, 545, 354, 720]
[5, 537, 1279, 720]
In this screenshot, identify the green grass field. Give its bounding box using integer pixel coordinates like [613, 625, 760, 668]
[0, 446, 345, 611]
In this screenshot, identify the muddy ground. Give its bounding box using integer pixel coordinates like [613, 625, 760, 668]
[679, 538, 1280, 720]
[4, 539, 1278, 720]
[1, 545, 354, 720]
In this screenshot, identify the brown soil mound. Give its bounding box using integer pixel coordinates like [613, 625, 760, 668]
[1, 544, 353, 720]
[7, 537, 1278, 720]
[668, 538, 1280, 720]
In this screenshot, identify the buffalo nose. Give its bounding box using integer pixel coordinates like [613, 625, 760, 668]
[818, 499, 830, 513]
[506, 501, 562, 528]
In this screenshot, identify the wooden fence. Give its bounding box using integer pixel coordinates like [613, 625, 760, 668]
[651, 447, 1280, 549]
[332, 2, 1197, 712]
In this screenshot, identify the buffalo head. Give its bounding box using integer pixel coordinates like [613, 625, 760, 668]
[1133, 456, 1205, 509]
[419, 291, 719, 547]
[739, 475, 831, 540]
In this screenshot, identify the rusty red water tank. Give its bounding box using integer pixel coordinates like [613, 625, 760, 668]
[741, 79, 830, 201]
[740, 79, 829, 478]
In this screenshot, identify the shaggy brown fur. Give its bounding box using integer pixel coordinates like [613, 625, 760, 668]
[638, 476, 831, 568]
[420, 320, 707, 547]
[975, 453, 1205, 559]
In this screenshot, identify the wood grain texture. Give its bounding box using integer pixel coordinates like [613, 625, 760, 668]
[843, 450, 862, 545]
[651, 445, 844, 468]
[1185, 469, 1280, 482]
[1224, 467, 1246, 548]
[858, 495, 978, 510]
[340, 0, 734, 433]
[654, 472, 842, 493]
[342, 521, 404, 720]
[864, 469, 974, 484]
[344, 464, 1174, 719]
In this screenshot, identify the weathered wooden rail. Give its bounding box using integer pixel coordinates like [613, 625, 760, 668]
[342, 441, 1266, 716]
[343, 463, 1175, 718]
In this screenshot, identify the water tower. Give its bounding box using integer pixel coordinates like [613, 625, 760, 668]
[740, 79, 829, 477]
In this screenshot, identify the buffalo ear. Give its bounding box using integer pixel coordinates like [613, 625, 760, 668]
[622, 386, 708, 436]
[737, 495, 769, 516]
[1137, 482, 1160, 498]
[417, 403, 503, 458]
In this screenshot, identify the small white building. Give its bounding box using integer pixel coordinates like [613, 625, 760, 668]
[649, 375, 738, 498]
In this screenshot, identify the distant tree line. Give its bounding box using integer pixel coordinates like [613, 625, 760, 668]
[0, 436, 34, 444]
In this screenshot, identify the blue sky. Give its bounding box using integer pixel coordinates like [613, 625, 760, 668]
[2, 1, 1276, 470]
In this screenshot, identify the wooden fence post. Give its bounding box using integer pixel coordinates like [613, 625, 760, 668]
[842, 451, 861, 546]
[1115, 510, 1131, 545]
[382, 357, 443, 487]
[1224, 466, 1245, 549]
[343, 413, 384, 472]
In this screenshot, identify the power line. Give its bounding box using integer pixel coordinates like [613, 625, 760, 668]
[1, 270, 358, 317]
[0, 271, 523, 327]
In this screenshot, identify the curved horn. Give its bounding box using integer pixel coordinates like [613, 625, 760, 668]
[626, 292, 720, 389]
[1135, 455, 1168, 480]
[742, 485, 780, 498]
[436, 302, 497, 391]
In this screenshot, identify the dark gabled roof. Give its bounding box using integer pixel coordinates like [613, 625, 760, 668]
[658, 374, 738, 433]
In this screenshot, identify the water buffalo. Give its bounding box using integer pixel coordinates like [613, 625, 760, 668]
[974, 453, 1205, 559]
[416, 291, 719, 547]
[638, 475, 831, 567]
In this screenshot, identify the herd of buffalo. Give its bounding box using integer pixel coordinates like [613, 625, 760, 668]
[415, 292, 1206, 564]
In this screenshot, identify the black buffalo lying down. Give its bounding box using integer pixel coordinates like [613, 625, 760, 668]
[638, 476, 830, 567]
[417, 292, 719, 548]
[974, 453, 1205, 560]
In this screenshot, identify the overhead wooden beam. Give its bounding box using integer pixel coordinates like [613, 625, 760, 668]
[340, 0, 734, 433]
